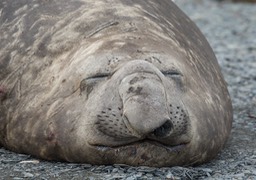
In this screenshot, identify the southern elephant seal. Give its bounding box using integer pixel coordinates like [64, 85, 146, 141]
[0, 0, 233, 167]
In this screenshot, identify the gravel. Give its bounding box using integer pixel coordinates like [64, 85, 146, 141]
[1, 0, 256, 179]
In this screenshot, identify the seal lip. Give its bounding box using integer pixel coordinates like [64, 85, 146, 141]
[91, 139, 189, 153]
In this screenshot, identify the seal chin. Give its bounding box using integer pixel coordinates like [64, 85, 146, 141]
[90, 139, 189, 153]
[87, 139, 191, 166]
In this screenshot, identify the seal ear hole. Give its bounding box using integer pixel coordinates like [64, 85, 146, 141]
[80, 79, 94, 96]
[80, 78, 103, 98]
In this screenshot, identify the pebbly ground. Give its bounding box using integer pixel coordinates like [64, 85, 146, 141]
[0, 0, 255, 179]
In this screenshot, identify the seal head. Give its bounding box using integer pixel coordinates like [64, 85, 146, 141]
[0, 0, 232, 167]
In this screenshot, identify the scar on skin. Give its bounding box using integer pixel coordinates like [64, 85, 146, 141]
[0, 86, 5, 93]
[0, 86, 7, 100]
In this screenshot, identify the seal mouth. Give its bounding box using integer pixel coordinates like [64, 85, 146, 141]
[91, 139, 188, 153]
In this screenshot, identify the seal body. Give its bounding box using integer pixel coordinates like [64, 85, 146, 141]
[0, 0, 233, 167]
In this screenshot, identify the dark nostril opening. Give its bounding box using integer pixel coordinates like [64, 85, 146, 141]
[153, 120, 173, 138]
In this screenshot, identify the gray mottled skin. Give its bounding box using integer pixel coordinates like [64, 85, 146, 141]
[0, 0, 232, 167]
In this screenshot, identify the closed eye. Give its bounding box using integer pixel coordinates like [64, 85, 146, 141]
[162, 70, 185, 91]
[86, 73, 110, 80]
[162, 70, 183, 77]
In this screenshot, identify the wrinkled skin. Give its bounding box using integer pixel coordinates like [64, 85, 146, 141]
[0, 0, 233, 167]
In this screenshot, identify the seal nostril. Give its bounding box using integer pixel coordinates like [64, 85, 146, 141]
[153, 120, 173, 138]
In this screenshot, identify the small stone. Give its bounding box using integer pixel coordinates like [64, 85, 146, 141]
[233, 173, 245, 177]
[200, 168, 213, 173]
[244, 170, 252, 174]
[127, 167, 137, 173]
[81, 164, 92, 168]
[138, 166, 156, 173]
[146, 173, 154, 177]
[166, 172, 174, 179]
[111, 168, 118, 173]
[13, 178, 23, 180]
[20, 160, 40, 164]
[135, 172, 143, 177]
[252, 170, 256, 175]
[126, 176, 136, 180]
[23, 172, 34, 178]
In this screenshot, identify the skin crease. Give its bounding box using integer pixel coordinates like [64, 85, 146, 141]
[0, 0, 233, 167]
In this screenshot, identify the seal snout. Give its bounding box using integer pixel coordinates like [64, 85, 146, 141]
[119, 71, 172, 138]
[94, 61, 191, 147]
